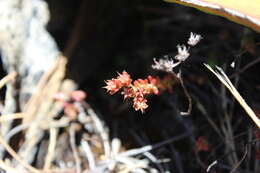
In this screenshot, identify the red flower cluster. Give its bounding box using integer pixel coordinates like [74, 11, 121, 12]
[195, 136, 209, 152]
[104, 71, 132, 95]
[104, 71, 172, 113]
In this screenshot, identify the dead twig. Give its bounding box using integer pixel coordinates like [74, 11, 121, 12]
[69, 124, 81, 173]
[44, 128, 58, 170]
[230, 144, 248, 173]
[177, 70, 192, 116]
[81, 139, 96, 170]
[204, 64, 260, 128]
[230, 57, 260, 79]
[5, 123, 31, 142]
[168, 70, 192, 116]
[23, 55, 66, 123]
[83, 102, 111, 159]
[0, 71, 17, 90]
[17, 55, 67, 165]
[120, 132, 189, 157]
[0, 113, 25, 122]
[0, 134, 40, 173]
[0, 159, 20, 173]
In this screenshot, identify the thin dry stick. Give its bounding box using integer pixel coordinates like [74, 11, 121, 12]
[0, 112, 25, 122]
[135, 131, 167, 172]
[206, 160, 218, 172]
[230, 145, 248, 173]
[69, 124, 81, 173]
[230, 57, 260, 79]
[0, 135, 40, 173]
[0, 71, 17, 90]
[5, 123, 31, 141]
[120, 132, 189, 157]
[195, 100, 223, 139]
[18, 56, 67, 164]
[83, 102, 111, 159]
[81, 139, 96, 170]
[170, 70, 192, 116]
[0, 159, 19, 172]
[178, 73, 192, 116]
[23, 55, 65, 123]
[44, 128, 58, 170]
[204, 64, 260, 128]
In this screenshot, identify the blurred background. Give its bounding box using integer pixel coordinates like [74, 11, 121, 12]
[1, 0, 260, 172]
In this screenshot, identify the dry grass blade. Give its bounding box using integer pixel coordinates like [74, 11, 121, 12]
[204, 64, 260, 128]
[81, 140, 96, 169]
[0, 160, 19, 172]
[0, 135, 40, 173]
[17, 55, 67, 164]
[0, 113, 26, 122]
[44, 128, 58, 170]
[69, 124, 82, 173]
[0, 71, 17, 90]
[23, 55, 66, 123]
[83, 102, 111, 158]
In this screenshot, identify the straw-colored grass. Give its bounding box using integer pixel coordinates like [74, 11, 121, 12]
[204, 64, 260, 128]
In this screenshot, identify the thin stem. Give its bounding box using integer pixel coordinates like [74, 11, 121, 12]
[69, 124, 81, 173]
[169, 70, 192, 116]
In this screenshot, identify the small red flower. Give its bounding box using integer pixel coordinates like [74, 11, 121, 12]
[133, 96, 148, 113]
[133, 79, 147, 88]
[117, 71, 132, 86]
[104, 78, 122, 95]
[195, 136, 209, 152]
[133, 78, 159, 95]
[122, 87, 135, 99]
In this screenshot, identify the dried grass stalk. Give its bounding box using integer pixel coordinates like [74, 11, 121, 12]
[0, 72, 17, 90]
[0, 135, 40, 173]
[204, 64, 260, 128]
